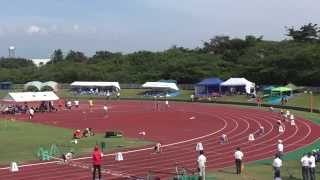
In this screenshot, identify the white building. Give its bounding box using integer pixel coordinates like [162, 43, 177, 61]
[31, 58, 51, 67]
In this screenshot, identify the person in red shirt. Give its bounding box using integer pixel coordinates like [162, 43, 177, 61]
[92, 145, 103, 180]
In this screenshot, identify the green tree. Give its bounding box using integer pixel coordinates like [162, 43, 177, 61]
[51, 49, 64, 63]
[65, 50, 88, 63]
[286, 23, 320, 42]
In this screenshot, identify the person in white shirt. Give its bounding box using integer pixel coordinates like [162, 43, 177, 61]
[301, 153, 310, 180]
[62, 151, 74, 163]
[165, 99, 170, 109]
[278, 125, 284, 133]
[308, 152, 316, 180]
[277, 140, 284, 158]
[154, 143, 162, 153]
[272, 154, 282, 179]
[196, 142, 204, 152]
[197, 150, 206, 180]
[28, 107, 35, 120]
[106, 91, 110, 100]
[234, 147, 244, 175]
[190, 94, 195, 102]
[67, 100, 72, 109]
[103, 105, 108, 117]
[74, 100, 79, 108]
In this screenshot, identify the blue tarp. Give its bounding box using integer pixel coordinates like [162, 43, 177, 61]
[196, 78, 223, 86]
[195, 77, 222, 96]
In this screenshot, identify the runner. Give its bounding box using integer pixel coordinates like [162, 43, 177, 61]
[88, 99, 94, 112]
[103, 105, 108, 117]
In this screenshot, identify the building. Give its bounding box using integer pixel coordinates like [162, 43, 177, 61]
[31, 58, 51, 67]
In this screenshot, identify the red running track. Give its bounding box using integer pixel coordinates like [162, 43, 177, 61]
[0, 100, 319, 180]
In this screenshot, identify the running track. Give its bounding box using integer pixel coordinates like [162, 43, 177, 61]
[0, 100, 319, 179]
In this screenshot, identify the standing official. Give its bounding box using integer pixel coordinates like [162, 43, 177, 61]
[92, 145, 103, 180]
[308, 152, 316, 180]
[277, 140, 284, 158]
[234, 147, 244, 175]
[197, 150, 207, 180]
[301, 153, 310, 180]
[272, 154, 282, 179]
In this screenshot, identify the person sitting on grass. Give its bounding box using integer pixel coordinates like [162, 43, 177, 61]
[83, 128, 90, 137]
[83, 128, 95, 137]
[73, 129, 82, 139]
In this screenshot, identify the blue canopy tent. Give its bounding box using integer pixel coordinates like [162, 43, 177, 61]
[195, 77, 223, 96]
[0, 81, 12, 90]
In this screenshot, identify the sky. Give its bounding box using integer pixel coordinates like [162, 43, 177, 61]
[0, 0, 319, 58]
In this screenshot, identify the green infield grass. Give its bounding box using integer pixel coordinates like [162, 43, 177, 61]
[0, 120, 151, 165]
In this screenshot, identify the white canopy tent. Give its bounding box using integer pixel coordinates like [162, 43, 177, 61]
[3, 91, 59, 102]
[142, 82, 179, 91]
[70, 81, 121, 91]
[220, 78, 255, 94]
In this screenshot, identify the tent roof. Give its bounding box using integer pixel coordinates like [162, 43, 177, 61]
[43, 81, 58, 86]
[263, 86, 275, 91]
[158, 79, 177, 83]
[0, 81, 12, 85]
[271, 87, 292, 92]
[70, 81, 121, 90]
[196, 77, 223, 86]
[142, 82, 179, 91]
[220, 78, 254, 86]
[220, 77, 255, 94]
[3, 91, 59, 102]
[42, 81, 59, 91]
[285, 83, 298, 90]
[24, 81, 43, 90]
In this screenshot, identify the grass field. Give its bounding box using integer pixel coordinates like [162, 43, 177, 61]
[0, 120, 151, 165]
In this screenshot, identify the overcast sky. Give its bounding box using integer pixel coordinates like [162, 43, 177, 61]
[0, 0, 319, 58]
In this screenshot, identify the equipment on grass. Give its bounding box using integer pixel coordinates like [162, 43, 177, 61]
[10, 162, 19, 172]
[37, 147, 51, 161]
[105, 131, 123, 138]
[115, 152, 123, 161]
[36, 144, 72, 161]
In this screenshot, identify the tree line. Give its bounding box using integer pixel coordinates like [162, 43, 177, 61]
[0, 23, 319, 86]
